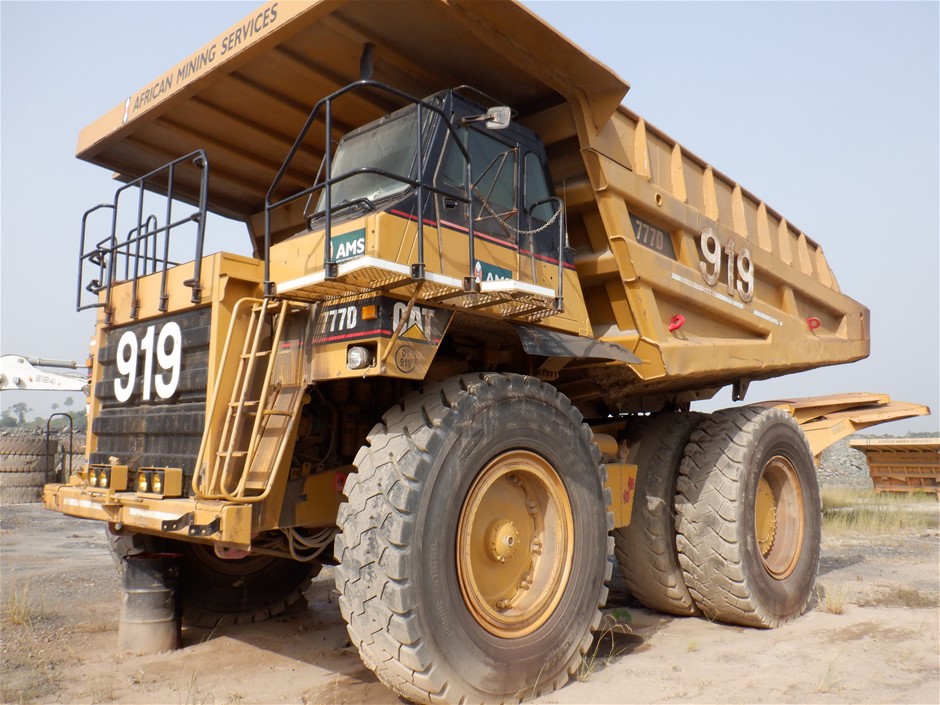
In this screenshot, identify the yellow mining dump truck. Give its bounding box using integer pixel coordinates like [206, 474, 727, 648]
[44, 1, 929, 702]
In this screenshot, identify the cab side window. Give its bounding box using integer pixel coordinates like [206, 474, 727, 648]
[440, 128, 517, 236]
[524, 152, 553, 225]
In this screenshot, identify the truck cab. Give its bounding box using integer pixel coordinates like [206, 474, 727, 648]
[268, 83, 575, 330]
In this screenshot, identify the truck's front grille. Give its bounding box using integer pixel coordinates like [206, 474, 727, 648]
[91, 308, 211, 492]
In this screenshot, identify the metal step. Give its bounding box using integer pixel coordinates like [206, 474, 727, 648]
[276, 256, 560, 320]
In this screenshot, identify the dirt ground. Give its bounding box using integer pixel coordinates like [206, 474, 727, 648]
[1, 501, 938, 705]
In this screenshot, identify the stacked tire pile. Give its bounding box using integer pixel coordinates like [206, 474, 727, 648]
[0, 434, 85, 504]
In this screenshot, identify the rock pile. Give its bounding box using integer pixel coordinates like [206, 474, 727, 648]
[817, 439, 872, 489]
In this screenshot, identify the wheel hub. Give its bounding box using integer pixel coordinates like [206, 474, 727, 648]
[489, 519, 520, 563]
[456, 450, 574, 638]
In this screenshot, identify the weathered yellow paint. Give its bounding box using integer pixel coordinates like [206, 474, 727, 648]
[849, 438, 939, 496]
[290, 470, 349, 528]
[759, 394, 931, 458]
[42, 483, 254, 549]
[605, 463, 639, 530]
[270, 211, 591, 336]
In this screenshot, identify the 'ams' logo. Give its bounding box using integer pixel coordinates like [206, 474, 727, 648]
[330, 229, 366, 263]
[474, 260, 512, 283]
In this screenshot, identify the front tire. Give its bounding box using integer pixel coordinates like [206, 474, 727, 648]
[335, 373, 612, 704]
[675, 407, 821, 628]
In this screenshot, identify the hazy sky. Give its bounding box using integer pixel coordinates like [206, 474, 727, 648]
[1, 1, 937, 433]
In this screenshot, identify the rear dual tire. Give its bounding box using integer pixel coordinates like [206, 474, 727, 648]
[613, 412, 703, 616]
[675, 407, 821, 628]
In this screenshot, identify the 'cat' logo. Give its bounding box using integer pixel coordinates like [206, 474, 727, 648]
[393, 302, 438, 342]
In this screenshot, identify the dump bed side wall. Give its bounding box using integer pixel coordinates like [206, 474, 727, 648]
[849, 438, 940, 495]
[555, 99, 869, 395]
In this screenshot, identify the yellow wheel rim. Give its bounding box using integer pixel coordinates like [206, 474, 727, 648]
[755, 455, 805, 580]
[456, 450, 574, 638]
[755, 478, 777, 556]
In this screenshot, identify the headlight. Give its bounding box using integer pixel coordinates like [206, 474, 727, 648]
[87, 464, 128, 491]
[135, 467, 182, 497]
[347, 345, 373, 370]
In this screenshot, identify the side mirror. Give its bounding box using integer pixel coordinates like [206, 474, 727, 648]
[462, 106, 512, 130]
[484, 106, 511, 130]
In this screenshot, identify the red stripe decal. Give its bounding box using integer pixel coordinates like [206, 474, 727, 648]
[315, 329, 440, 345]
[317, 329, 394, 343]
[389, 209, 437, 228]
[439, 219, 469, 233]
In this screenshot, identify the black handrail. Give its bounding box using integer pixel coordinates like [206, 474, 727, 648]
[76, 151, 209, 320]
[77, 203, 115, 312]
[129, 214, 158, 318]
[527, 196, 567, 310]
[264, 80, 475, 295]
[45, 413, 74, 483]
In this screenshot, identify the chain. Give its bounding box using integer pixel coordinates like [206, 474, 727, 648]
[472, 185, 562, 237]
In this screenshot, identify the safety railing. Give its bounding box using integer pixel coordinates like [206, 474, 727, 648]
[44, 413, 75, 483]
[264, 80, 476, 296]
[77, 151, 210, 322]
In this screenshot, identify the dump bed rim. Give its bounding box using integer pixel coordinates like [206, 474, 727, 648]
[75, 0, 628, 223]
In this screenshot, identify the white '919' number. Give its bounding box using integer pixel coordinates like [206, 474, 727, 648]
[114, 322, 182, 402]
[699, 228, 755, 303]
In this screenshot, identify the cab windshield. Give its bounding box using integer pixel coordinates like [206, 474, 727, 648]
[315, 108, 420, 213]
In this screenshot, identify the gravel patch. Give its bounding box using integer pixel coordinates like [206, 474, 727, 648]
[818, 439, 873, 489]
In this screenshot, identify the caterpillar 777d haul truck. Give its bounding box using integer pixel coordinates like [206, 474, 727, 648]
[44, 1, 928, 702]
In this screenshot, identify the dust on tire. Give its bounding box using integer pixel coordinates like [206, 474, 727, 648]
[675, 407, 821, 628]
[613, 412, 703, 616]
[335, 373, 612, 704]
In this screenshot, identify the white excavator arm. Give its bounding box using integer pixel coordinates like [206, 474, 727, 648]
[0, 355, 89, 392]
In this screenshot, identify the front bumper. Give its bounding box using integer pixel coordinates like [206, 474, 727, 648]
[42, 483, 253, 549]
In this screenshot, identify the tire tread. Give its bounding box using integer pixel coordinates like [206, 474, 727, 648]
[613, 413, 703, 616]
[336, 373, 611, 704]
[675, 407, 818, 628]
